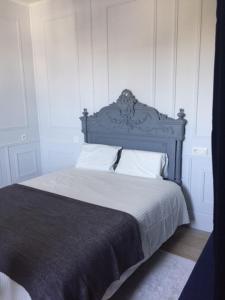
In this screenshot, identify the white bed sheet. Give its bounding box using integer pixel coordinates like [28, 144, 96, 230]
[0, 168, 189, 300]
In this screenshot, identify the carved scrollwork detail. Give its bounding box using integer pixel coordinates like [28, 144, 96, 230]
[116, 89, 137, 109]
[113, 90, 138, 130]
[81, 89, 185, 138]
[98, 90, 170, 132]
[141, 126, 175, 136]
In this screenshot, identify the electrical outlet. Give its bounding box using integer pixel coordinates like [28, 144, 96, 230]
[21, 134, 27, 142]
[192, 147, 208, 156]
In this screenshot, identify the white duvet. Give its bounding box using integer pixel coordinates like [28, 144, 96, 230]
[0, 168, 189, 300]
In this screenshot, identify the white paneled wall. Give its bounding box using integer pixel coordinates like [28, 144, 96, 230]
[0, 148, 11, 187]
[30, 0, 216, 231]
[0, 0, 41, 187]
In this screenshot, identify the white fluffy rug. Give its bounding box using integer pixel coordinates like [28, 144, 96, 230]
[111, 251, 195, 300]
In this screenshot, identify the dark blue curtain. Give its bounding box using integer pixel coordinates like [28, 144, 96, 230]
[179, 235, 214, 299]
[180, 0, 225, 299]
[212, 0, 225, 298]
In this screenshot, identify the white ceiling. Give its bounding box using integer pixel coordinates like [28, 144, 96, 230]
[21, 0, 41, 2]
[10, 0, 42, 5]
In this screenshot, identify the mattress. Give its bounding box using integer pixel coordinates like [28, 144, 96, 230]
[0, 168, 189, 300]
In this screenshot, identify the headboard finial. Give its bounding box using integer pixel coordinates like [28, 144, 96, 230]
[117, 89, 137, 109]
[83, 108, 89, 117]
[177, 108, 185, 120]
[121, 89, 133, 97]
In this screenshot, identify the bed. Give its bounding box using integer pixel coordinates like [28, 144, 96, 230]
[0, 90, 189, 300]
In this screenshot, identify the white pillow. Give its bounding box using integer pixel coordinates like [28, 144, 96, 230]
[76, 143, 121, 171]
[115, 149, 168, 179]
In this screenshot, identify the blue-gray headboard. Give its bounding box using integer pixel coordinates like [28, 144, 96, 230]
[80, 89, 186, 185]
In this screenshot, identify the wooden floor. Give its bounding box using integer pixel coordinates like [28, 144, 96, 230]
[161, 226, 210, 261]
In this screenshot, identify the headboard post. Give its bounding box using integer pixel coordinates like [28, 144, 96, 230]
[80, 90, 187, 185]
[175, 109, 186, 185]
[82, 108, 89, 143]
[175, 140, 183, 185]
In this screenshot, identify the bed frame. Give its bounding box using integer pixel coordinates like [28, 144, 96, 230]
[80, 89, 186, 185]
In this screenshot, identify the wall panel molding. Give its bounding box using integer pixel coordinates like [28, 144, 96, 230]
[189, 156, 213, 230]
[155, 0, 177, 116]
[91, 0, 157, 109]
[0, 17, 28, 130]
[195, 0, 216, 137]
[0, 148, 11, 188]
[194, 0, 204, 136]
[9, 143, 41, 183]
[152, 0, 157, 107]
[43, 14, 81, 129]
[16, 151, 37, 178]
[172, 0, 179, 116]
[106, 0, 137, 104]
[0, 0, 41, 188]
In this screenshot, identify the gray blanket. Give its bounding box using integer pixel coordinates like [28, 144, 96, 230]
[0, 184, 144, 300]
